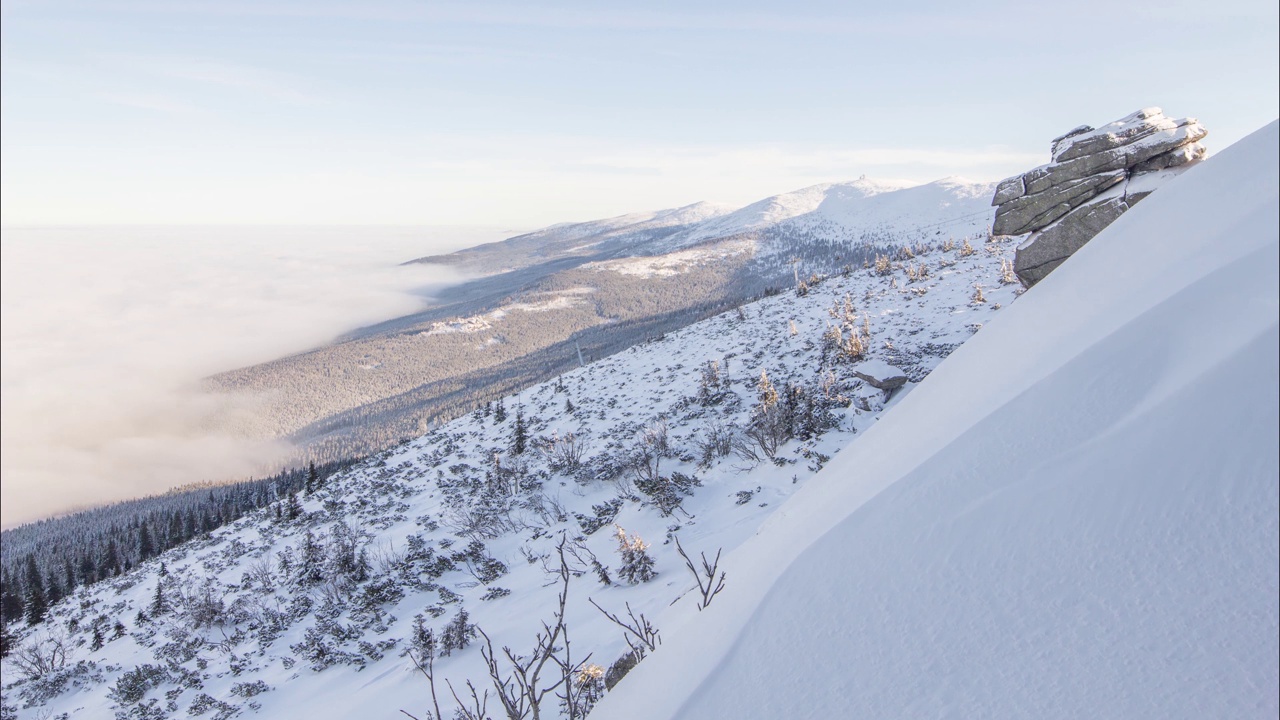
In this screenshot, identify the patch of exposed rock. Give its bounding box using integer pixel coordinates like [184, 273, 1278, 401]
[993, 108, 1207, 286]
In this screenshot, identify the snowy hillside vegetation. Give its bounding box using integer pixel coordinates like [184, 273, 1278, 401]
[592, 121, 1280, 720]
[208, 177, 997, 471]
[1, 226, 1025, 719]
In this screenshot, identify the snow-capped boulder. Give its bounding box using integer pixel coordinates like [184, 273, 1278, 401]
[993, 108, 1208, 286]
[852, 359, 909, 392]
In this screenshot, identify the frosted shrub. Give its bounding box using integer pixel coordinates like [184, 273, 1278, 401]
[108, 664, 168, 706]
[575, 498, 622, 535]
[697, 420, 735, 467]
[538, 431, 588, 472]
[439, 609, 476, 656]
[613, 526, 657, 585]
[634, 471, 701, 516]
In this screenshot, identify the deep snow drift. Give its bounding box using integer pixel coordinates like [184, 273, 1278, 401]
[593, 123, 1280, 720]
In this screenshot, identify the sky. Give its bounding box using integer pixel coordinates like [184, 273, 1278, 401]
[3, 0, 1277, 228]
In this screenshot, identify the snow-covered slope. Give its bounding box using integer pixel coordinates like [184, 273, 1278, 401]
[653, 177, 994, 254]
[417, 177, 996, 275]
[2, 222, 1022, 719]
[593, 122, 1280, 720]
[418, 200, 739, 273]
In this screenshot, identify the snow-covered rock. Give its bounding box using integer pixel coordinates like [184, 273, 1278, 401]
[993, 108, 1209, 286]
[591, 120, 1279, 720]
[851, 359, 908, 392]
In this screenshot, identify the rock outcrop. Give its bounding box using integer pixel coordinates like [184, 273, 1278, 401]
[993, 108, 1207, 286]
[852, 359, 909, 397]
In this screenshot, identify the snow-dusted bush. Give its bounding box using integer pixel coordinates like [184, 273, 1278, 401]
[574, 498, 622, 535]
[634, 472, 701, 516]
[108, 664, 168, 706]
[612, 526, 657, 585]
[13, 659, 103, 709]
[439, 609, 476, 657]
[229, 680, 269, 698]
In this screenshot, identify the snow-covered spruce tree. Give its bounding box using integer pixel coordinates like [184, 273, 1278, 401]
[23, 555, 47, 625]
[511, 407, 528, 456]
[698, 359, 725, 406]
[613, 525, 657, 585]
[149, 565, 168, 618]
[284, 492, 303, 521]
[439, 608, 476, 656]
[294, 530, 326, 588]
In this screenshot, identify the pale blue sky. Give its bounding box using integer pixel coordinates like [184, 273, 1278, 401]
[3, 0, 1277, 227]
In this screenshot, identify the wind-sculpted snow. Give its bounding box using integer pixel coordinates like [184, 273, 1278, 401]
[592, 122, 1280, 720]
[1, 228, 1024, 719]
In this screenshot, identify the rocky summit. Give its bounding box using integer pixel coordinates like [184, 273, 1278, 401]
[992, 108, 1208, 286]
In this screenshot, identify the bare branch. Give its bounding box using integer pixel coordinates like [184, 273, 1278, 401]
[588, 597, 660, 657]
[674, 535, 726, 611]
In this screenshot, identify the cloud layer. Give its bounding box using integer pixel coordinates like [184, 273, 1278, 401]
[0, 225, 507, 527]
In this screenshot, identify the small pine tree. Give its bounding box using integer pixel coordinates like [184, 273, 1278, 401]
[440, 609, 476, 656]
[757, 370, 779, 408]
[614, 526, 657, 585]
[494, 399, 507, 424]
[285, 493, 302, 521]
[565, 397, 575, 413]
[150, 577, 167, 617]
[297, 530, 325, 587]
[90, 624, 104, 651]
[111, 620, 126, 639]
[410, 614, 437, 660]
[511, 407, 528, 456]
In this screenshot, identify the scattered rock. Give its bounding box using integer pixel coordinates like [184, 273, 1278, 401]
[992, 108, 1208, 286]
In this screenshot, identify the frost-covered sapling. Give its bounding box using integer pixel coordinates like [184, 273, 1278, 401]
[612, 526, 657, 585]
[439, 609, 476, 656]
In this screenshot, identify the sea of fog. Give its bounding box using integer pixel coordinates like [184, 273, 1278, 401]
[0, 225, 513, 528]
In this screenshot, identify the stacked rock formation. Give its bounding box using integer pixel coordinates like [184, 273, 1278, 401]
[993, 108, 1207, 286]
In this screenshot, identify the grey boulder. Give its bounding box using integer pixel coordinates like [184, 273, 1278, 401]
[1013, 196, 1129, 286]
[992, 107, 1208, 287]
